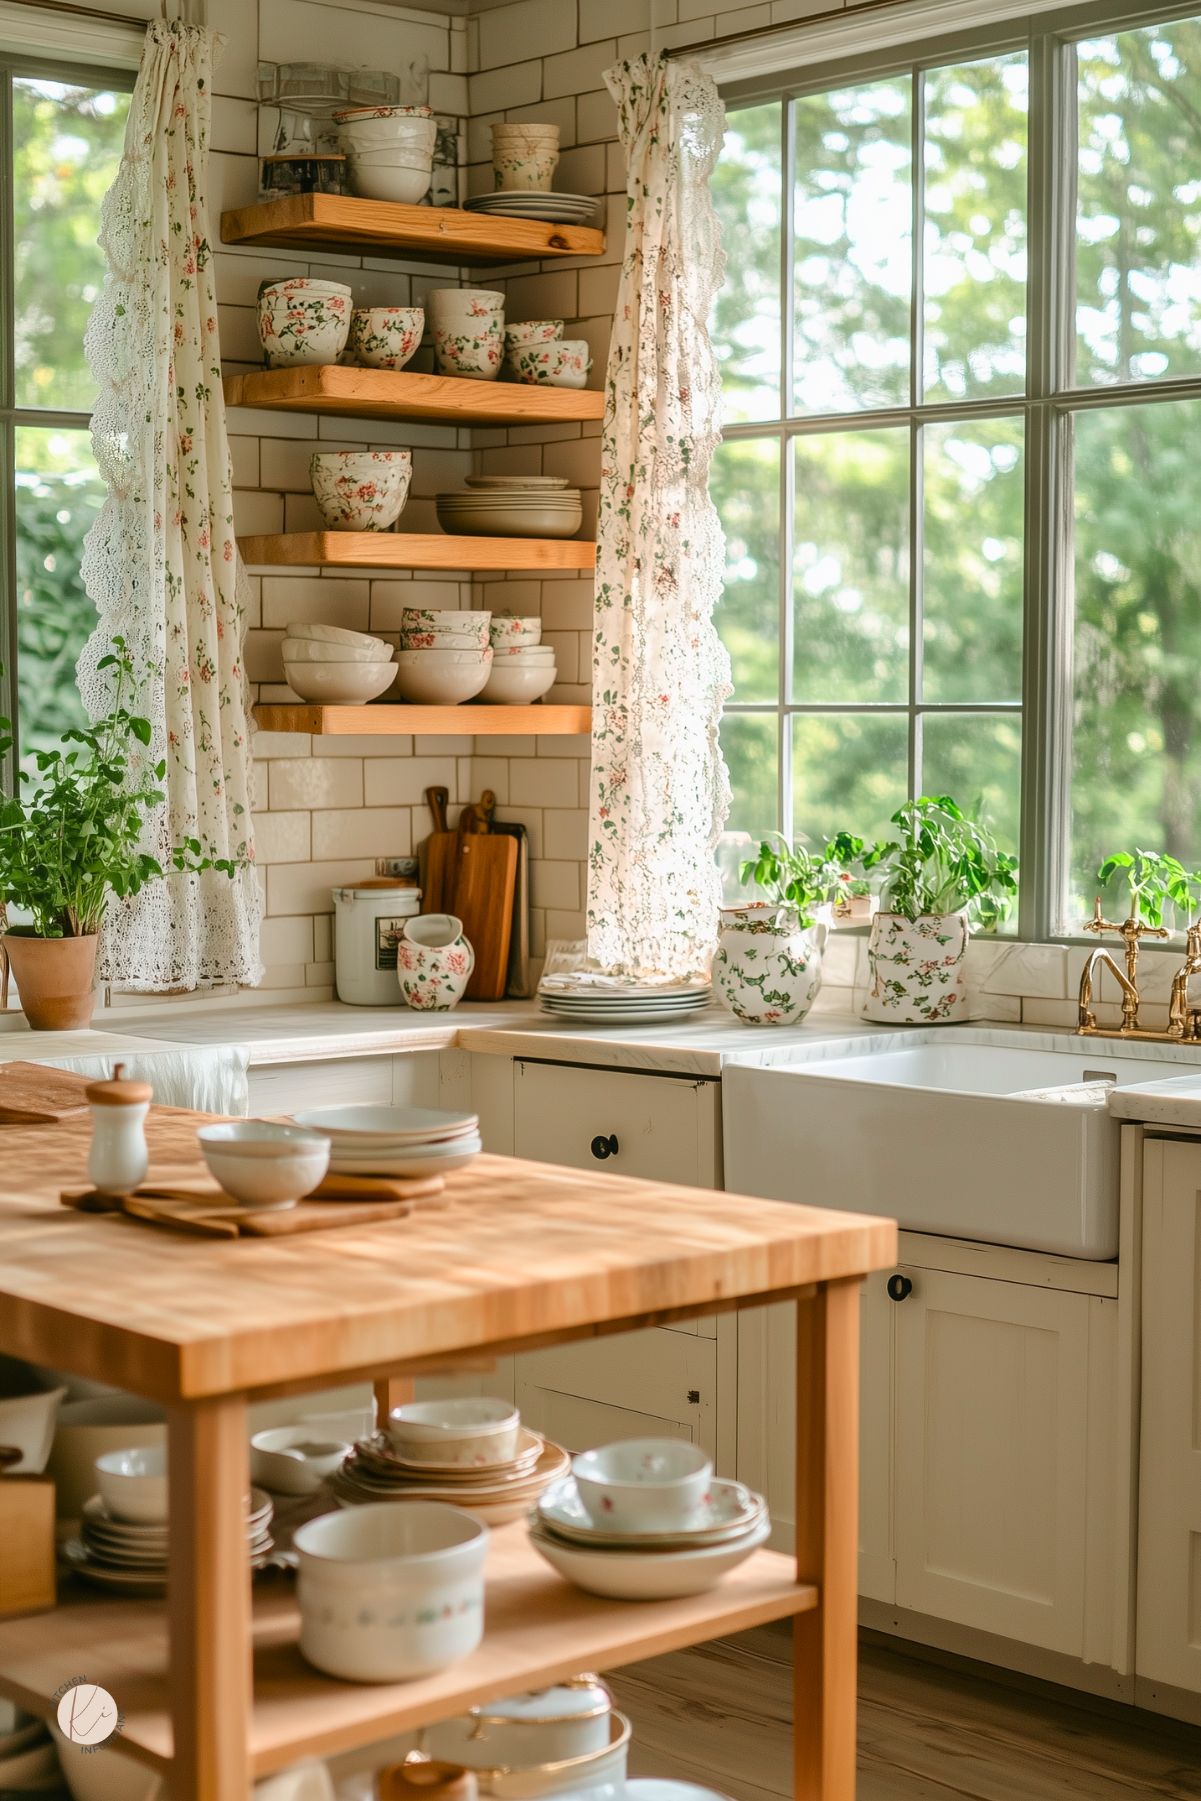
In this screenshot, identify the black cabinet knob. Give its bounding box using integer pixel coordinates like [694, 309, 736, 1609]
[590, 1134, 619, 1160]
[886, 1273, 913, 1302]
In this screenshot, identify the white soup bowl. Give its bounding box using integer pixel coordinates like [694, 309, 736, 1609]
[282, 658, 398, 705]
[392, 648, 492, 706]
[387, 1397, 521, 1467]
[572, 1438, 713, 1533]
[250, 1426, 350, 1496]
[480, 662, 556, 705]
[197, 1120, 331, 1210]
[96, 1445, 168, 1524]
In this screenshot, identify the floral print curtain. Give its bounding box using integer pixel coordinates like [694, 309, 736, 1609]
[79, 19, 261, 990]
[586, 52, 731, 979]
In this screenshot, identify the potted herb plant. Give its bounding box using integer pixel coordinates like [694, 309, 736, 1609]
[860, 796, 1018, 1024]
[0, 641, 236, 1030]
[1096, 848, 1201, 927]
[715, 831, 866, 1025]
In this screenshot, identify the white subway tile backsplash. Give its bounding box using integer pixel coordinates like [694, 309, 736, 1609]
[253, 809, 312, 865]
[364, 757, 460, 807]
[312, 807, 412, 861]
[268, 758, 365, 812]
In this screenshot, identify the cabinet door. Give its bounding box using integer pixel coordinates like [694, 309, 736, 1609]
[513, 1060, 721, 1190]
[892, 1268, 1092, 1655]
[1137, 1139, 1201, 1693]
[516, 1329, 718, 1459]
[248, 1055, 395, 1115]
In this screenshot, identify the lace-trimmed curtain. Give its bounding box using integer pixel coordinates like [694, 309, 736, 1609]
[79, 19, 262, 990]
[585, 52, 731, 979]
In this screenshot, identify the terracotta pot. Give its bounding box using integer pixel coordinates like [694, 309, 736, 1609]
[2, 932, 99, 1030]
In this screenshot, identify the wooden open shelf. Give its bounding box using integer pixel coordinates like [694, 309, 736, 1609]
[239, 531, 596, 573]
[254, 703, 592, 736]
[225, 365, 604, 426]
[221, 194, 606, 264]
[0, 1533, 815, 1778]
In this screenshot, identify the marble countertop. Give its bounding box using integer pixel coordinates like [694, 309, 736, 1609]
[1108, 1072, 1201, 1128]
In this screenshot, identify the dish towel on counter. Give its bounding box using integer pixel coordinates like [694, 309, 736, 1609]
[586, 51, 732, 980]
[78, 19, 262, 992]
[36, 1044, 250, 1116]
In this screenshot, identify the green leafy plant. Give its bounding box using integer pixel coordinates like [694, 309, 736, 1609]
[1096, 849, 1201, 928]
[740, 831, 867, 927]
[864, 796, 1018, 930]
[0, 639, 238, 940]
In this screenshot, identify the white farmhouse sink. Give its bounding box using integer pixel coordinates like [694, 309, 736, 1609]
[723, 1028, 1201, 1259]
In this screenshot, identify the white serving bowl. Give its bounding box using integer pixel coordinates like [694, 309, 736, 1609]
[251, 1426, 350, 1497]
[259, 290, 352, 368]
[392, 648, 493, 706]
[489, 615, 542, 645]
[505, 321, 565, 350]
[311, 450, 411, 532]
[295, 1501, 489, 1682]
[530, 1515, 770, 1602]
[572, 1439, 713, 1533]
[400, 630, 487, 650]
[0, 1382, 66, 1475]
[285, 657, 399, 705]
[282, 637, 395, 665]
[96, 1445, 168, 1525]
[347, 305, 424, 372]
[480, 663, 556, 705]
[347, 162, 431, 205]
[388, 1397, 521, 1467]
[286, 621, 390, 649]
[198, 1121, 331, 1210]
[48, 1397, 165, 1521]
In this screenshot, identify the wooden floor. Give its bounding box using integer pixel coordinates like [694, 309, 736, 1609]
[608, 1625, 1201, 1801]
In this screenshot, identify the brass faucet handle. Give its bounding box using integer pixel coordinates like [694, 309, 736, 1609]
[1082, 898, 1126, 937]
[1082, 897, 1169, 941]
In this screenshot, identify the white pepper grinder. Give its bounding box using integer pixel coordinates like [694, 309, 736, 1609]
[85, 1063, 153, 1196]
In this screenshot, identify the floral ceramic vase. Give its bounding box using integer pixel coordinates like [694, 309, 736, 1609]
[713, 903, 827, 1026]
[397, 914, 474, 1011]
[862, 910, 970, 1024]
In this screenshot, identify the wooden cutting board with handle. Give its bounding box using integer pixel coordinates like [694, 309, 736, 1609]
[419, 787, 516, 1001]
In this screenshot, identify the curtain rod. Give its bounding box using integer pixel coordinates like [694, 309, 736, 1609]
[664, 0, 930, 60]
[9, 0, 148, 28]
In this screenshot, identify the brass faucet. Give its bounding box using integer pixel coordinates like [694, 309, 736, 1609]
[1076, 897, 1201, 1042]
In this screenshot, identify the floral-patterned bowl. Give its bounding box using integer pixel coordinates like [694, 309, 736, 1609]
[400, 630, 486, 650]
[504, 320, 565, 351]
[347, 306, 424, 372]
[489, 614, 542, 647]
[310, 450, 411, 532]
[259, 290, 351, 368]
[400, 607, 490, 637]
[433, 322, 504, 380]
[397, 914, 475, 1012]
[506, 340, 592, 389]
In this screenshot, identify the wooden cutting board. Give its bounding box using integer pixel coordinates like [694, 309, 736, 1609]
[491, 821, 530, 998]
[0, 1062, 92, 1123]
[452, 830, 517, 1001]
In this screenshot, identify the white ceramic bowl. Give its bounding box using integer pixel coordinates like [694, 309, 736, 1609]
[347, 306, 424, 372]
[572, 1439, 713, 1533]
[198, 1121, 331, 1210]
[348, 162, 431, 205]
[295, 1501, 488, 1682]
[282, 637, 395, 665]
[286, 621, 389, 649]
[480, 663, 556, 705]
[0, 1383, 66, 1474]
[505, 321, 565, 349]
[96, 1445, 168, 1525]
[334, 104, 433, 123]
[283, 658, 399, 704]
[392, 648, 493, 706]
[388, 1397, 521, 1467]
[401, 607, 490, 635]
[251, 1426, 350, 1496]
[530, 1515, 770, 1602]
[259, 291, 351, 368]
[311, 450, 411, 532]
[48, 1397, 165, 1521]
[339, 118, 436, 148]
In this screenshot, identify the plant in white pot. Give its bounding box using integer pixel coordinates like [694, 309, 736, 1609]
[0, 641, 237, 1030]
[860, 796, 1017, 1024]
[714, 831, 866, 1026]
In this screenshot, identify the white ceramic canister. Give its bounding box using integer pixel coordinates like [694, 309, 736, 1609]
[85, 1063, 152, 1195]
[426, 1677, 614, 1769]
[333, 880, 423, 1006]
[862, 909, 970, 1024]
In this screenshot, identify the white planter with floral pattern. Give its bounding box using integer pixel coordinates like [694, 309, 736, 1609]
[862, 910, 970, 1024]
[713, 903, 827, 1027]
[397, 914, 474, 1011]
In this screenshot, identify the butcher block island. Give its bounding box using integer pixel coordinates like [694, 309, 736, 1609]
[0, 1108, 895, 1801]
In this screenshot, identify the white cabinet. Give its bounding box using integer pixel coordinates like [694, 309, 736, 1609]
[512, 1059, 722, 1188]
[246, 1051, 442, 1116]
[1137, 1138, 1201, 1695]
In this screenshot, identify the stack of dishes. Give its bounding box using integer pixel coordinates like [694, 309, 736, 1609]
[437, 482, 583, 540]
[282, 620, 396, 705]
[396, 606, 492, 705]
[484, 610, 555, 704]
[291, 1103, 482, 1176]
[529, 1440, 771, 1601]
[538, 972, 712, 1025]
[465, 191, 599, 227]
[330, 1399, 570, 1523]
[335, 105, 435, 204]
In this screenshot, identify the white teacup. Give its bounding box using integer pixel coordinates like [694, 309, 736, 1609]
[572, 1438, 713, 1534]
[397, 914, 474, 1011]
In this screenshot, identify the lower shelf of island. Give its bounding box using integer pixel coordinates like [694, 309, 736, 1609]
[0, 1531, 815, 1778]
[254, 703, 592, 736]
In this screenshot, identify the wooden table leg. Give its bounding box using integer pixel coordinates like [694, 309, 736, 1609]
[374, 1374, 415, 1426]
[167, 1395, 252, 1800]
[793, 1278, 861, 1801]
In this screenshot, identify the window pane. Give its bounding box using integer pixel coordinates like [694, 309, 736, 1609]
[15, 426, 102, 756]
[721, 712, 778, 845]
[714, 438, 779, 704]
[792, 713, 909, 846]
[793, 77, 912, 415]
[923, 53, 1028, 402]
[1069, 398, 1201, 926]
[13, 77, 129, 412]
[712, 103, 782, 424]
[1076, 22, 1201, 388]
[922, 418, 1025, 702]
[921, 713, 1022, 856]
[791, 428, 910, 704]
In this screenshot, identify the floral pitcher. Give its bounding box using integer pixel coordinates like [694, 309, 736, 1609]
[397, 914, 474, 1011]
[863, 910, 970, 1024]
[713, 903, 827, 1026]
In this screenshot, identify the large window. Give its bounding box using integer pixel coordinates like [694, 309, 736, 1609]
[711, 6, 1201, 939]
[0, 59, 130, 759]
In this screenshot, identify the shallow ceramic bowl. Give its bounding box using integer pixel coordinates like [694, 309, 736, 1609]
[295, 1501, 488, 1682]
[572, 1438, 713, 1533]
[530, 1516, 771, 1602]
[259, 291, 351, 368]
[504, 320, 565, 349]
[311, 450, 411, 532]
[286, 621, 389, 649]
[480, 663, 556, 705]
[198, 1122, 330, 1209]
[347, 305, 424, 372]
[0, 1384, 66, 1475]
[96, 1445, 168, 1525]
[401, 607, 490, 635]
[251, 1426, 351, 1496]
[348, 162, 431, 205]
[388, 1397, 521, 1467]
[282, 637, 395, 665]
[283, 658, 398, 704]
[391, 649, 492, 707]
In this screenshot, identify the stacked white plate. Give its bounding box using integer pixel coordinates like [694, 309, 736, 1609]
[538, 972, 713, 1025]
[330, 1429, 571, 1524]
[466, 191, 599, 226]
[64, 1490, 274, 1595]
[292, 1103, 482, 1177]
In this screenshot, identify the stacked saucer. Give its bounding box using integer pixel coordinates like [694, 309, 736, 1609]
[330, 1430, 570, 1523]
[64, 1489, 275, 1595]
[538, 972, 712, 1025]
[466, 191, 599, 226]
[291, 1103, 482, 1177]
